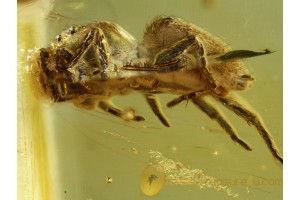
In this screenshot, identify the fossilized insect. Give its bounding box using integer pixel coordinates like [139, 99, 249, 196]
[30, 16, 282, 163]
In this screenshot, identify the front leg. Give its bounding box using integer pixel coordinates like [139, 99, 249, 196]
[68, 27, 112, 80]
[98, 101, 145, 122]
[95, 29, 110, 78]
[69, 28, 99, 68]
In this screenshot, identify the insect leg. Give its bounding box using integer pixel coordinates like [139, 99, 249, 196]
[192, 97, 252, 151]
[215, 94, 283, 163]
[154, 35, 219, 94]
[145, 94, 170, 127]
[94, 28, 110, 78]
[123, 37, 196, 73]
[167, 90, 207, 108]
[69, 28, 99, 68]
[154, 35, 195, 65]
[191, 36, 222, 94]
[98, 101, 145, 122]
[73, 97, 99, 110]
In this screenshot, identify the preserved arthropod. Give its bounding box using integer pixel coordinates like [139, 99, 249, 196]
[30, 16, 282, 163]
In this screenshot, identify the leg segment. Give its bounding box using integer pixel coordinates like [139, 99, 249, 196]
[192, 97, 252, 151]
[68, 28, 111, 79]
[73, 97, 98, 110]
[95, 29, 110, 78]
[153, 35, 218, 93]
[69, 28, 99, 68]
[154, 36, 196, 65]
[216, 95, 283, 163]
[167, 90, 208, 108]
[98, 101, 145, 122]
[145, 94, 170, 127]
[123, 36, 197, 73]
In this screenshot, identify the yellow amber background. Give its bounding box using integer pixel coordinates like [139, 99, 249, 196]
[18, 0, 282, 200]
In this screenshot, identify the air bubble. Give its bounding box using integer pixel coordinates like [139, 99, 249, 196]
[140, 164, 166, 196]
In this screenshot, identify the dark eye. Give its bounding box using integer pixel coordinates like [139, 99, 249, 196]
[39, 48, 50, 73]
[40, 48, 50, 59]
[56, 34, 62, 42]
[57, 48, 73, 61]
[68, 26, 78, 34]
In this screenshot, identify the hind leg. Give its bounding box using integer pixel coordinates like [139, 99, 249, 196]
[215, 94, 283, 163]
[192, 96, 252, 151]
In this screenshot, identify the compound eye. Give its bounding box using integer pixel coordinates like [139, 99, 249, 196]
[56, 34, 62, 42]
[68, 26, 78, 34]
[40, 48, 50, 59]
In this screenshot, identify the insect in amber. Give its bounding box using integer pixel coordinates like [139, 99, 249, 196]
[30, 16, 282, 163]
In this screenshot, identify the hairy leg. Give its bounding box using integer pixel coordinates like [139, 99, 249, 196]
[167, 90, 207, 108]
[145, 94, 170, 127]
[192, 97, 252, 151]
[69, 28, 99, 68]
[216, 95, 283, 163]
